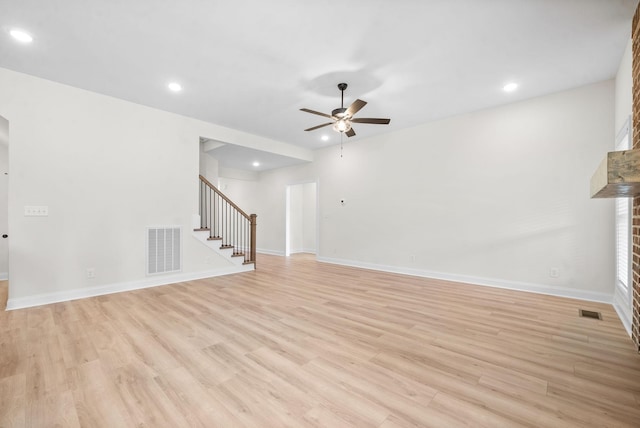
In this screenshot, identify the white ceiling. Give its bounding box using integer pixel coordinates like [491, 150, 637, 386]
[202, 138, 311, 172]
[0, 0, 637, 169]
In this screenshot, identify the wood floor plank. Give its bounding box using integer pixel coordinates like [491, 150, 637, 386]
[25, 390, 81, 428]
[1, 253, 639, 427]
[111, 361, 187, 428]
[0, 373, 26, 427]
[378, 412, 468, 428]
[153, 366, 245, 428]
[428, 391, 533, 428]
[0, 327, 28, 379]
[68, 360, 134, 427]
[24, 335, 67, 402]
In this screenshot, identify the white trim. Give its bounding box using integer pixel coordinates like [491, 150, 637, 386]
[0, 272, 7, 280]
[285, 179, 320, 258]
[257, 247, 285, 256]
[5, 264, 253, 311]
[616, 116, 631, 146]
[191, 228, 246, 267]
[316, 256, 613, 304]
[289, 249, 316, 255]
[285, 185, 291, 257]
[613, 286, 633, 337]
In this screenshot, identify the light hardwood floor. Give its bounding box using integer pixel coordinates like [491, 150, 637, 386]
[1, 253, 640, 427]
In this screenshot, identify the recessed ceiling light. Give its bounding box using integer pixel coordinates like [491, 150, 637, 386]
[321, 135, 329, 141]
[9, 29, 33, 43]
[167, 82, 182, 92]
[252, 161, 260, 167]
[503, 82, 518, 92]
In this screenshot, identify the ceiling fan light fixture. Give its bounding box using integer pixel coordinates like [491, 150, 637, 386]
[333, 119, 351, 133]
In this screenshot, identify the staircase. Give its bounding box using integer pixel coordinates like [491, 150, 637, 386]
[195, 175, 257, 268]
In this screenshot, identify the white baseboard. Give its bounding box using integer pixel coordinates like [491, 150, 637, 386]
[257, 248, 285, 256]
[316, 256, 613, 304]
[0, 272, 7, 280]
[289, 249, 316, 255]
[613, 302, 633, 337]
[258, 249, 316, 256]
[5, 265, 254, 311]
[612, 289, 633, 337]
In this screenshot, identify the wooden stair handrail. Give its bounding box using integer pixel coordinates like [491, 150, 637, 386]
[199, 175, 257, 267]
[199, 175, 251, 220]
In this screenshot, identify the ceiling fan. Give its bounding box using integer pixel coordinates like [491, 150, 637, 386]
[300, 83, 390, 138]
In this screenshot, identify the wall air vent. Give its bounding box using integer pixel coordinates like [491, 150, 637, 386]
[147, 226, 182, 275]
[579, 309, 602, 320]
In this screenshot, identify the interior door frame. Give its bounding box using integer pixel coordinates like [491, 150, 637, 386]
[285, 179, 319, 257]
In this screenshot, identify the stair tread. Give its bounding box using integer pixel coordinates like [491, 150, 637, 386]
[194, 227, 209, 232]
[207, 236, 222, 241]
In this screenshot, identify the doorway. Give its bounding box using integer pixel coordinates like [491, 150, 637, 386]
[285, 182, 317, 257]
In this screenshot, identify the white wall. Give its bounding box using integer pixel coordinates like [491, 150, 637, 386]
[285, 182, 316, 254]
[217, 176, 259, 216]
[250, 81, 615, 299]
[0, 64, 616, 305]
[615, 38, 633, 135]
[302, 182, 317, 253]
[289, 184, 304, 253]
[0, 67, 307, 307]
[219, 167, 258, 182]
[0, 115, 8, 278]
[199, 144, 219, 184]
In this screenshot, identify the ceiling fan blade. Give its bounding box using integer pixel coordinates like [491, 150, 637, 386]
[304, 122, 333, 132]
[346, 99, 367, 117]
[300, 108, 334, 119]
[351, 118, 391, 125]
[345, 128, 356, 138]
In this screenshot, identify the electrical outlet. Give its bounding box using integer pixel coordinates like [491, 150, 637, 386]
[549, 267, 560, 278]
[410, 255, 416, 262]
[86, 268, 96, 279]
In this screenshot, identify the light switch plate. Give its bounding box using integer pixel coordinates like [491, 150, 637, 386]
[24, 206, 49, 216]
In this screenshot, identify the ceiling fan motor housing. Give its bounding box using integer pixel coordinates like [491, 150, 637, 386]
[332, 107, 348, 118]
